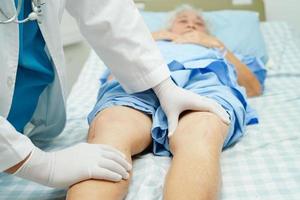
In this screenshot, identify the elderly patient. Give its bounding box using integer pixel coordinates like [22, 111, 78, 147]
[67, 5, 266, 200]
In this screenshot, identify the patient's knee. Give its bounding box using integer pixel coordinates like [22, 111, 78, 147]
[87, 113, 132, 155]
[88, 111, 124, 142]
[169, 111, 229, 156]
[87, 106, 152, 155]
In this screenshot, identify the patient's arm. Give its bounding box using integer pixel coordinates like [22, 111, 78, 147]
[152, 30, 179, 41]
[173, 31, 261, 97]
[173, 31, 224, 49]
[224, 50, 262, 97]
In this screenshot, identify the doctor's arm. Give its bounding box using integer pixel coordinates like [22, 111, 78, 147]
[0, 116, 131, 188]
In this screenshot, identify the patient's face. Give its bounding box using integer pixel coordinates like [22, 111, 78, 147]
[170, 11, 208, 35]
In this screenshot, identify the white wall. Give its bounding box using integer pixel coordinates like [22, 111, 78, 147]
[264, 0, 300, 38]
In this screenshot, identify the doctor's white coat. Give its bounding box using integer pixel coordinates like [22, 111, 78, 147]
[0, 0, 170, 172]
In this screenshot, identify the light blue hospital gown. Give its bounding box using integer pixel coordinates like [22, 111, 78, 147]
[88, 41, 267, 156]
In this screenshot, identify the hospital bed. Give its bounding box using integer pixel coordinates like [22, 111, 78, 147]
[1, 0, 300, 199]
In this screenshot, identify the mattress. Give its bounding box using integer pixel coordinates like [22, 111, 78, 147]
[0, 21, 299, 200]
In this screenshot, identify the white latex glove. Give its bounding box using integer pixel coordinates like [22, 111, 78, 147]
[153, 78, 230, 137]
[14, 143, 132, 188]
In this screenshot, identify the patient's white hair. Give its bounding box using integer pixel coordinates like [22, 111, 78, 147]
[166, 4, 209, 31]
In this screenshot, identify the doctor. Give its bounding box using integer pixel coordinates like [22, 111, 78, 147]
[0, 0, 230, 188]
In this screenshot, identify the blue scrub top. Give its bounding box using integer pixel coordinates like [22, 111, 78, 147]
[7, 0, 54, 133]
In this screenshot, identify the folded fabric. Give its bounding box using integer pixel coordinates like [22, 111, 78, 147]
[89, 42, 266, 156]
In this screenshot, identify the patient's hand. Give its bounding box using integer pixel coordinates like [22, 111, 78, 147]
[152, 30, 180, 41]
[174, 31, 224, 49]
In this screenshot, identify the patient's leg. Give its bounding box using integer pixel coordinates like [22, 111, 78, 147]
[164, 111, 229, 200]
[66, 106, 152, 200]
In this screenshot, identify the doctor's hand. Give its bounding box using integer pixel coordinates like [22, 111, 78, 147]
[14, 143, 132, 188]
[153, 78, 230, 137]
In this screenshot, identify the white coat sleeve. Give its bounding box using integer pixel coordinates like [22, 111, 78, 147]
[0, 116, 35, 172]
[65, 0, 170, 93]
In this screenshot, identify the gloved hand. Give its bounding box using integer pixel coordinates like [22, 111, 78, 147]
[153, 78, 230, 137]
[14, 143, 132, 188]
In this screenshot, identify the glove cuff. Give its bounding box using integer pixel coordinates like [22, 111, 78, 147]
[13, 147, 51, 186]
[13, 147, 39, 175]
[153, 77, 175, 96]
